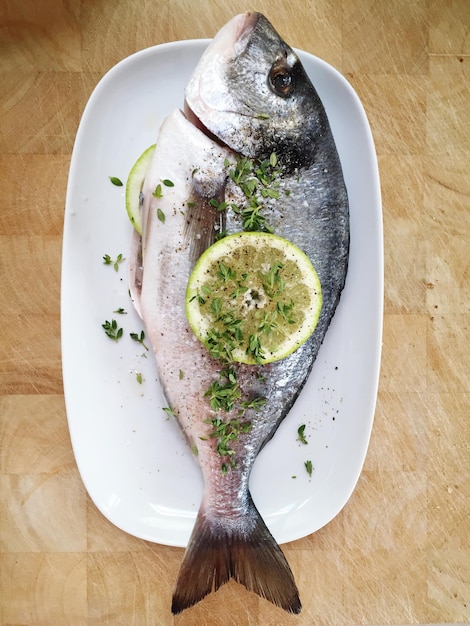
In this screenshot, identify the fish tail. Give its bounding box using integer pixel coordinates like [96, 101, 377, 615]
[171, 494, 301, 614]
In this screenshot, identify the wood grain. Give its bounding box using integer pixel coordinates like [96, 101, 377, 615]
[1, 1, 469, 623]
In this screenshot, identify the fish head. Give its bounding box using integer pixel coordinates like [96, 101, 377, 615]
[185, 12, 326, 168]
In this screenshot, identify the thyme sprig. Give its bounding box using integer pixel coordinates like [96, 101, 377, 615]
[216, 153, 283, 234]
[204, 368, 241, 412]
[204, 415, 253, 474]
[195, 256, 299, 365]
[153, 178, 174, 199]
[246, 334, 265, 363]
[162, 406, 176, 419]
[103, 253, 125, 272]
[102, 319, 123, 342]
[261, 261, 285, 297]
[152, 184, 163, 198]
[130, 330, 148, 350]
[240, 396, 267, 411]
[203, 367, 266, 472]
[297, 424, 308, 445]
[305, 460, 314, 477]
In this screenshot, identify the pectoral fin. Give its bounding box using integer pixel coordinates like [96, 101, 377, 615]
[184, 180, 226, 265]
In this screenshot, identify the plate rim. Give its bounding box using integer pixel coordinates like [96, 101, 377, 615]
[62, 38, 383, 547]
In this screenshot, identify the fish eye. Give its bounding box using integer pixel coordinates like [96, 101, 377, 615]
[269, 65, 295, 97]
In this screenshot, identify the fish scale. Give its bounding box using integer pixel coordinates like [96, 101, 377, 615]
[131, 11, 349, 615]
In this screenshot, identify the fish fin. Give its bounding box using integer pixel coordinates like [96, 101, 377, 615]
[183, 182, 226, 264]
[171, 494, 301, 614]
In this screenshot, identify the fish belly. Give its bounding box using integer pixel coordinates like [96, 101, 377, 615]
[139, 108, 231, 446]
[137, 108, 303, 615]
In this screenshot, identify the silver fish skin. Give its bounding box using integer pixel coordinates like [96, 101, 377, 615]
[135, 11, 349, 617]
[139, 107, 232, 423]
[137, 108, 302, 615]
[185, 12, 349, 379]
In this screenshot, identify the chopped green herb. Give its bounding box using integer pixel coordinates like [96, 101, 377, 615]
[162, 179, 174, 187]
[157, 208, 165, 223]
[210, 297, 223, 318]
[205, 415, 252, 471]
[130, 330, 148, 350]
[179, 369, 184, 380]
[257, 311, 278, 335]
[204, 368, 241, 412]
[210, 198, 228, 212]
[109, 176, 123, 186]
[262, 261, 285, 297]
[230, 156, 253, 185]
[152, 184, 163, 198]
[102, 319, 123, 342]
[277, 300, 296, 324]
[204, 326, 237, 363]
[162, 406, 176, 419]
[297, 424, 308, 445]
[103, 253, 125, 272]
[222, 153, 283, 233]
[136, 372, 143, 384]
[113, 307, 127, 314]
[237, 200, 274, 233]
[304, 460, 314, 477]
[240, 396, 267, 411]
[216, 262, 236, 283]
[260, 187, 280, 199]
[246, 333, 265, 364]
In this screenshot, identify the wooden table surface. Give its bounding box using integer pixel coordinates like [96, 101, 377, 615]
[1, 1, 469, 624]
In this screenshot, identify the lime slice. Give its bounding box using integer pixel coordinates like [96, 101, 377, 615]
[125, 144, 155, 234]
[186, 232, 322, 365]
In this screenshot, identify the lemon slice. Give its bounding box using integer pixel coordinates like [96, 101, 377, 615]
[125, 144, 155, 234]
[186, 232, 322, 364]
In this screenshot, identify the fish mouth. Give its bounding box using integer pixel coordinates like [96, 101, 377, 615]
[183, 12, 262, 151]
[231, 11, 260, 55]
[207, 11, 260, 59]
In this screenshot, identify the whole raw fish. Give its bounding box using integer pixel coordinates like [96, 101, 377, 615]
[131, 12, 349, 615]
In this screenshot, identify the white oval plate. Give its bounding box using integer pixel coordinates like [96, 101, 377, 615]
[62, 39, 382, 547]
